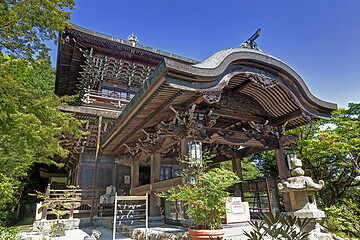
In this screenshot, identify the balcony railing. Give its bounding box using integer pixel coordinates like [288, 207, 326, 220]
[82, 90, 131, 110]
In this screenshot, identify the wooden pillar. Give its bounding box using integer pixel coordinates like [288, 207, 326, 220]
[112, 162, 117, 186]
[131, 161, 139, 189]
[150, 152, 161, 183]
[180, 139, 189, 159]
[149, 152, 161, 216]
[90, 116, 102, 226]
[275, 149, 291, 211]
[41, 183, 51, 220]
[232, 153, 243, 198]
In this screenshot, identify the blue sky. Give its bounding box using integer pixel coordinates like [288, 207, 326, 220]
[49, 0, 360, 108]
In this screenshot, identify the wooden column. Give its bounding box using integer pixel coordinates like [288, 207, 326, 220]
[232, 153, 243, 198]
[112, 162, 117, 186]
[180, 139, 189, 158]
[41, 183, 51, 220]
[149, 152, 161, 216]
[275, 149, 291, 211]
[180, 139, 190, 171]
[150, 152, 161, 183]
[90, 116, 102, 226]
[131, 161, 139, 189]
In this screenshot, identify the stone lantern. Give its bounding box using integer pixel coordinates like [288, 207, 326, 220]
[278, 154, 330, 240]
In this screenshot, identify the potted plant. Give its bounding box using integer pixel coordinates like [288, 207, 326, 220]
[158, 152, 240, 239]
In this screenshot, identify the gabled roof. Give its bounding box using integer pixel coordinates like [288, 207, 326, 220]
[101, 47, 337, 154]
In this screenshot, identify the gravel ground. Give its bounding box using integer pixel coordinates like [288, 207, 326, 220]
[20, 222, 253, 239]
[20, 227, 130, 240]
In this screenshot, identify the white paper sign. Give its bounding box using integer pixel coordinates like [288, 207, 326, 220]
[124, 175, 130, 184]
[232, 205, 245, 214]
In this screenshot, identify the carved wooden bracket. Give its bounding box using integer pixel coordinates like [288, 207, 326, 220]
[158, 104, 219, 139]
[245, 72, 277, 89]
[246, 120, 287, 138]
[209, 144, 239, 159]
[124, 143, 140, 156]
[301, 110, 315, 123]
[136, 129, 165, 153]
[279, 134, 299, 150]
[200, 90, 223, 104]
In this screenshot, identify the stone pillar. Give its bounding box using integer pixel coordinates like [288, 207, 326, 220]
[275, 149, 291, 211]
[131, 161, 139, 189]
[149, 152, 161, 216]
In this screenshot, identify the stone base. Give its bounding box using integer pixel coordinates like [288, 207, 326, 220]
[117, 223, 189, 240]
[33, 217, 114, 232]
[307, 227, 332, 240]
[287, 209, 325, 219]
[287, 209, 333, 240]
[33, 218, 80, 232]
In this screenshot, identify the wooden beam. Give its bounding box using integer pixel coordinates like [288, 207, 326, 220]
[185, 94, 204, 108]
[156, 127, 280, 149]
[210, 147, 271, 164]
[231, 80, 252, 93]
[270, 109, 302, 125]
[200, 127, 279, 148]
[210, 109, 264, 122]
[117, 196, 147, 201]
[131, 177, 183, 196]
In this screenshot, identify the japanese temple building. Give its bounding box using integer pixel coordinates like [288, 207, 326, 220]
[55, 25, 337, 219]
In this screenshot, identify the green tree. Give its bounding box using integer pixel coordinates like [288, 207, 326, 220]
[0, 0, 75, 58]
[0, 54, 85, 225]
[288, 103, 360, 207]
[0, 53, 55, 93]
[0, 174, 18, 225]
[0, 59, 84, 177]
[249, 151, 278, 177]
[0, 0, 78, 227]
[219, 158, 263, 181]
[241, 157, 263, 180]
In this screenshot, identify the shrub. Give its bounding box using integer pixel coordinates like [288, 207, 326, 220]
[244, 211, 310, 240]
[158, 152, 240, 230]
[0, 226, 20, 240]
[323, 203, 360, 238]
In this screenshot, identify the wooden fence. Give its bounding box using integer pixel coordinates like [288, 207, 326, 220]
[40, 187, 104, 220]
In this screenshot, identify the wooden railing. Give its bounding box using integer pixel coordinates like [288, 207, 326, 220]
[41, 187, 104, 220]
[131, 177, 183, 196]
[82, 90, 131, 109]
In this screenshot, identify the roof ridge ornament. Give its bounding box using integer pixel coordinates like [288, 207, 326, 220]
[239, 28, 262, 51]
[128, 33, 139, 45]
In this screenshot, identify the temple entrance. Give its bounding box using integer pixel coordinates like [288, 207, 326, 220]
[239, 177, 280, 218]
[139, 166, 150, 186]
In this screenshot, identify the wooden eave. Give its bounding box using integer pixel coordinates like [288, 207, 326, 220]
[55, 25, 199, 97]
[101, 48, 337, 155]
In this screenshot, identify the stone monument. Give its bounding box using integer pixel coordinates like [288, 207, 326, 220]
[278, 154, 330, 240]
[100, 185, 116, 204]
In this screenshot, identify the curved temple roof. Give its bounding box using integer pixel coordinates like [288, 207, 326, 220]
[101, 46, 337, 154]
